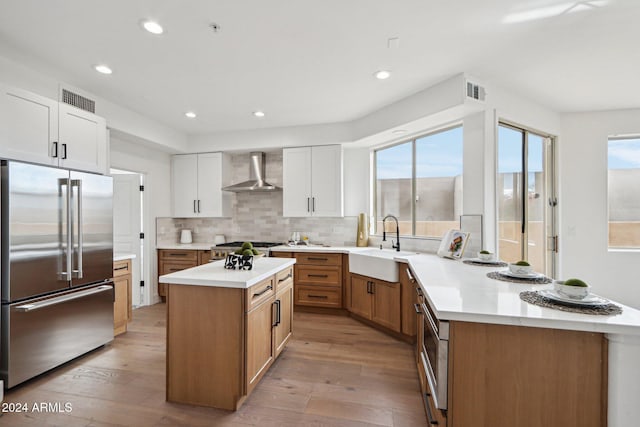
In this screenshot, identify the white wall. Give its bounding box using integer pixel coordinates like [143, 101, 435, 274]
[559, 109, 640, 309]
[110, 136, 172, 305]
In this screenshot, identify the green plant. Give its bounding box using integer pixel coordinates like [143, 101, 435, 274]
[242, 249, 254, 256]
[480, 250, 491, 254]
[241, 241, 253, 250]
[515, 260, 530, 266]
[564, 278, 588, 287]
[251, 248, 259, 255]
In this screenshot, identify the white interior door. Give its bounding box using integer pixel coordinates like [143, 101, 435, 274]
[113, 173, 142, 307]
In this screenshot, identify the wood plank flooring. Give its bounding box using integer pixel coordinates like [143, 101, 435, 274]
[1, 303, 426, 426]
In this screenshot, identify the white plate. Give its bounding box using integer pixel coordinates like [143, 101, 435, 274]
[538, 289, 609, 306]
[499, 270, 544, 279]
[469, 258, 503, 265]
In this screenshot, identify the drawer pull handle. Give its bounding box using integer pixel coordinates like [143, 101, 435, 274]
[406, 268, 416, 283]
[278, 273, 293, 283]
[307, 257, 328, 261]
[308, 274, 328, 278]
[169, 268, 182, 272]
[168, 253, 188, 257]
[308, 294, 328, 299]
[114, 265, 129, 271]
[414, 303, 421, 314]
[253, 285, 273, 298]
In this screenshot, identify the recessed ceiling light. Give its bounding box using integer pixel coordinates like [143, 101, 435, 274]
[374, 70, 391, 80]
[142, 20, 164, 35]
[253, 111, 265, 118]
[94, 64, 113, 75]
[392, 129, 407, 135]
[185, 111, 197, 119]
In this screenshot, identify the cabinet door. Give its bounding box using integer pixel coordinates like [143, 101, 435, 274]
[246, 298, 275, 394]
[274, 283, 293, 358]
[172, 154, 198, 217]
[400, 265, 417, 336]
[311, 145, 343, 217]
[58, 103, 107, 174]
[371, 280, 401, 333]
[282, 147, 312, 217]
[113, 275, 129, 336]
[0, 84, 58, 166]
[349, 275, 372, 319]
[197, 152, 231, 217]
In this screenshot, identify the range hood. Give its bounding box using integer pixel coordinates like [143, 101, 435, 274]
[222, 152, 281, 192]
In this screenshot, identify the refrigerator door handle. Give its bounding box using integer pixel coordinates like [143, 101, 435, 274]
[71, 179, 84, 279]
[13, 285, 113, 312]
[58, 177, 72, 281]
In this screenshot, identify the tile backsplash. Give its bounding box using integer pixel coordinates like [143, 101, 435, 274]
[156, 151, 441, 253]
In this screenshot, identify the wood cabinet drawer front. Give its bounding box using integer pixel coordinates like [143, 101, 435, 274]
[296, 265, 341, 286]
[246, 277, 275, 311]
[159, 249, 198, 262]
[271, 251, 293, 258]
[296, 286, 342, 307]
[198, 250, 212, 265]
[295, 252, 342, 266]
[160, 261, 198, 275]
[113, 260, 131, 277]
[275, 266, 294, 290]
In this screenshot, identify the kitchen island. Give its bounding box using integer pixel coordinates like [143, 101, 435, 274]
[159, 257, 296, 410]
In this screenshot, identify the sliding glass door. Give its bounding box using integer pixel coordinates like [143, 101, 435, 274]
[497, 123, 556, 276]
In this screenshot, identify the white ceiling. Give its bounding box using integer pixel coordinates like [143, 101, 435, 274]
[0, 0, 638, 136]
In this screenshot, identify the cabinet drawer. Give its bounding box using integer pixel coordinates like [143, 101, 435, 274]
[270, 251, 293, 258]
[295, 252, 342, 266]
[159, 249, 198, 262]
[275, 266, 294, 291]
[113, 259, 131, 277]
[160, 260, 198, 275]
[198, 250, 212, 265]
[246, 277, 275, 311]
[296, 265, 341, 287]
[296, 286, 342, 307]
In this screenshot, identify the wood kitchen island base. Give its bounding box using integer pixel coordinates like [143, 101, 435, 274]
[163, 259, 295, 411]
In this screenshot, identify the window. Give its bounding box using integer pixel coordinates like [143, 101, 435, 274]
[374, 126, 463, 238]
[608, 137, 640, 248]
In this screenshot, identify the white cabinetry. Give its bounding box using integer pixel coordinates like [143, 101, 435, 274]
[283, 145, 343, 217]
[0, 84, 107, 174]
[172, 152, 232, 218]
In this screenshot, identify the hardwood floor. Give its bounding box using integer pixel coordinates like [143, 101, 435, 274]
[1, 303, 426, 426]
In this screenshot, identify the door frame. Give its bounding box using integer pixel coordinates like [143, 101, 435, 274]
[497, 121, 558, 277]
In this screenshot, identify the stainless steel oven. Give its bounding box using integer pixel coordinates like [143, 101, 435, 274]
[418, 288, 449, 411]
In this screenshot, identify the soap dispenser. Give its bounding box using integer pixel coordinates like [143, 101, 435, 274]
[356, 213, 369, 247]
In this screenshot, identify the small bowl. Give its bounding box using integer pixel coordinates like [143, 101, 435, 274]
[554, 280, 590, 300]
[478, 252, 494, 261]
[509, 263, 533, 275]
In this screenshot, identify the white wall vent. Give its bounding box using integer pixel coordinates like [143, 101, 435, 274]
[61, 88, 96, 113]
[466, 81, 486, 102]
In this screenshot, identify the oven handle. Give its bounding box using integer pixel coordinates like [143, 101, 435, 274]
[422, 302, 439, 338]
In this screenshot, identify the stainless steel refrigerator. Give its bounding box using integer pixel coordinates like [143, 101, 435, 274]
[1, 160, 114, 388]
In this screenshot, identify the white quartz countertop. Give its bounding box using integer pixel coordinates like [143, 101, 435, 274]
[406, 254, 640, 336]
[270, 244, 362, 253]
[159, 257, 296, 289]
[114, 253, 136, 261]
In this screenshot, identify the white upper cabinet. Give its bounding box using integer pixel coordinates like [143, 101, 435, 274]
[283, 145, 343, 217]
[0, 83, 108, 174]
[0, 84, 59, 167]
[172, 152, 232, 218]
[58, 103, 107, 174]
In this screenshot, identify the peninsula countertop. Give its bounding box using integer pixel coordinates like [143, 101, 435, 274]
[406, 254, 640, 336]
[159, 257, 296, 289]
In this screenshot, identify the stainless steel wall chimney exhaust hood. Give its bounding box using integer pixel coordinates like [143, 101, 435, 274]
[222, 152, 281, 192]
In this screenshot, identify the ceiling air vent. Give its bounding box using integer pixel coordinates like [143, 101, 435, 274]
[466, 81, 486, 102]
[61, 89, 95, 113]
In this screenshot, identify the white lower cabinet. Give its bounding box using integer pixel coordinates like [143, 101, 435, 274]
[282, 145, 343, 217]
[171, 152, 232, 217]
